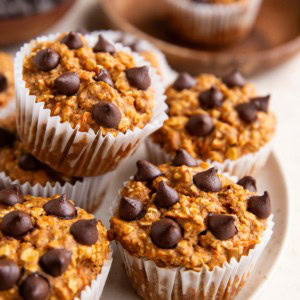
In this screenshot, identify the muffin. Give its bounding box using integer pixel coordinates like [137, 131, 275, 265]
[15, 31, 167, 177]
[0, 116, 112, 212]
[147, 71, 276, 177]
[164, 0, 263, 46]
[109, 159, 273, 299]
[0, 52, 15, 118]
[0, 191, 112, 299]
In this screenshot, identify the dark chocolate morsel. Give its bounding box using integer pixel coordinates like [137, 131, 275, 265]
[43, 194, 76, 219]
[185, 114, 214, 137]
[70, 219, 98, 245]
[236, 102, 257, 123]
[0, 128, 16, 147]
[248, 191, 271, 219]
[223, 70, 246, 88]
[34, 49, 60, 72]
[193, 167, 222, 192]
[119, 197, 144, 221]
[54, 72, 80, 96]
[61, 31, 83, 50]
[19, 274, 50, 300]
[172, 149, 197, 167]
[207, 214, 237, 240]
[125, 66, 151, 90]
[39, 249, 72, 277]
[0, 74, 8, 93]
[93, 34, 115, 53]
[237, 176, 257, 192]
[251, 95, 270, 113]
[92, 101, 121, 129]
[199, 87, 224, 110]
[0, 185, 23, 206]
[1, 210, 33, 238]
[0, 258, 20, 291]
[93, 69, 114, 87]
[18, 154, 41, 171]
[134, 160, 162, 181]
[173, 72, 196, 91]
[154, 181, 179, 208]
[151, 218, 182, 249]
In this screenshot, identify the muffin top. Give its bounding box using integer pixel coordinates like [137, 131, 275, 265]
[0, 192, 109, 299]
[0, 116, 79, 186]
[109, 158, 271, 271]
[151, 72, 276, 162]
[0, 52, 14, 108]
[22, 32, 156, 135]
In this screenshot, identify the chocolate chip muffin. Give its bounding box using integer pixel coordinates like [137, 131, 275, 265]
[0, 191, 111, 299]
[109, 159, 273, 299]
[16, 31, 167, 177]
[148, 71, 276, 177]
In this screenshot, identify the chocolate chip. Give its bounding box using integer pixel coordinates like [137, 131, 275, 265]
[39, 249, 72, 277]
[223, 70, 246, 88]
[70, 219, 98, 245]
[0, 128, 16, 147]
[154, 181, 179, 208]
[193, 167, 222, 192]
[18, 154, 41, 171]
[248, 191, 271, 219]
[150, 218, 182, 249]
[236, 102, 257, 123]
[43, 194, 76, 219]
[1, 210, 33, 238]
[207, 214, 237, 240]
[125, 66, 151, 90]
[92, 101, 121, 129]
[93, 69, 114, 87]
[0, 74, 8, 93]
[199, 87, 224, 110]
[0, 258, 20, 291]
[173, 72, 196, 91]
[34, 48, 60, 72]
[251, 95, 270, 113]
[54, 72, 80, 96]
[0, 185, 23, 206]
[119, 197, 144, 221]
[185, 114, 214, 137]
[61, 31, 83, 50]
[172, 149, 197, 167]
[135, 160, 162, 181]
[237, 176, 257, 192]
[20, 274, 50, 300]
[93, 34, 115, 53]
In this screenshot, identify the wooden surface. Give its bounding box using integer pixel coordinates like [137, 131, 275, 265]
[0, 0, 76, 46]
[101, 0, 300, 76]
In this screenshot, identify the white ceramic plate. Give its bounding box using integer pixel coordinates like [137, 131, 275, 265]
[97, 144, 289, 300]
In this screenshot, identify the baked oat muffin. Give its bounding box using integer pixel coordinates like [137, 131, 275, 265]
[109, 159, 273, 299]
[16, 31, 167, 177]
[0, 192, 111, 299]
[148, 71, 276, 177]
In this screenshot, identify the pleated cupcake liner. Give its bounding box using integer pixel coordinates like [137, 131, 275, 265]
[145, 138, 273, 178]
[14, 31, 167, 177]
[164, 0, 263, 46]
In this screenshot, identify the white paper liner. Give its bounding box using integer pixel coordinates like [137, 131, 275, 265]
[164, 0, 263, 45]
[14, 31, 168, 177]
[103, 30, 177, 87]
[0, 170, 114, 213]
[76, 249, 113, 300]
[145, 138, 273, 178]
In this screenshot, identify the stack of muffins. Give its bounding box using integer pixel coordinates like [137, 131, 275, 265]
[0, 27, 276, 299]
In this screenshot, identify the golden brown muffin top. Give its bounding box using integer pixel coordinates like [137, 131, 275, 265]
[22, 32, 156, 135]
[151, 72, 276, 162]
[0, 52, 14, 108]
[110, 159, 271, 271]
